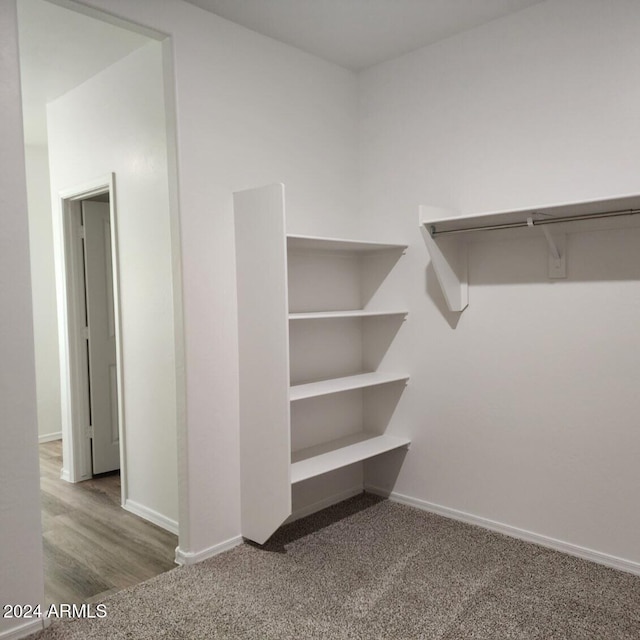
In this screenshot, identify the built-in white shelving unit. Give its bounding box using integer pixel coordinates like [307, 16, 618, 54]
[420, 194, 640, 312]
[235, 183, 410, 544]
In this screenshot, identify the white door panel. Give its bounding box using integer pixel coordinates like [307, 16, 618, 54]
[82, 200, 120, 475]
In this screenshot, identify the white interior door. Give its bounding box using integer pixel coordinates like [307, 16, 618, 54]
[82, 200, 120, 475]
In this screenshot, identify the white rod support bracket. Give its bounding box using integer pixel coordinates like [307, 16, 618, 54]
[541, 225, 561, 261]
[541, 228, 566, 278]
[528, 217, 566, 279]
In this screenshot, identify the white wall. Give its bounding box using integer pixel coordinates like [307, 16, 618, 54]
[0, 1, 45, 637]
[3, 2, 359, 615]
[359, 0, 640, 566]
[25, 144, 63, 442]
[5, 2, 640, 631]
[47, 41, 179, 526]
[48, 0, 360, 557]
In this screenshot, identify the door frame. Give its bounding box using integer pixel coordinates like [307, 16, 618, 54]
[56, 173, 127, 504]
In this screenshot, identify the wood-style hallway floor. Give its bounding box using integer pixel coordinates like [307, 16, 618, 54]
[40, 440, 178, 605]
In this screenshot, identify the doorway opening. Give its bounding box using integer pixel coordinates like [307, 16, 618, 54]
[59, 177, 124, 486]
[18, 0, 185, 606]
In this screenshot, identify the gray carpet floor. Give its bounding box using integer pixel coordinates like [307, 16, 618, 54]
[30, 493, 640, 639]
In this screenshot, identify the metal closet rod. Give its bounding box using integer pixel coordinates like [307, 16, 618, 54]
[429, 207, 640, 237]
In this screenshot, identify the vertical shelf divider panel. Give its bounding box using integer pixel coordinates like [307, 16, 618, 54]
[234, 184, 291, 545]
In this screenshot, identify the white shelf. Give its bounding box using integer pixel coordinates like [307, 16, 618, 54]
[287, 234, 407, 253]
[289, 309, 407, 321]
[291, 433, 411, 484]
[290, 372, 409, 401]
[423, 193, 640, 237]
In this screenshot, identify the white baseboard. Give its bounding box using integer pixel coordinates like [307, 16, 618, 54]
[365, 485, 640, 577]
[175, 535, 243, 566]
[175, 487, 364, 565]
[59, 468, 71, 482]
[123, 499, 179, 535]
[286, 485, 363, 524]
[0, 618, 44, 640]
[38, 431, 62, 443]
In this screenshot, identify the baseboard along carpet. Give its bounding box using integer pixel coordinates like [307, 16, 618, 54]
[30, 493, 640, 639]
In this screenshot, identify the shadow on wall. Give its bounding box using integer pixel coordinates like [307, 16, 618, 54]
[424, 227, 640, 325]
[361, 249, 405, 306]
[426, 265, 462, 330]
[473, 229, 640, 285]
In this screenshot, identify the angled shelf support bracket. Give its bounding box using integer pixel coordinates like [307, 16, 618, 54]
[529, 217, 566, 279]
[419, 206, 469, 312]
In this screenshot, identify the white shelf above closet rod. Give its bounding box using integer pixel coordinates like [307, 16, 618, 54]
[428, 206, 640, 237]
